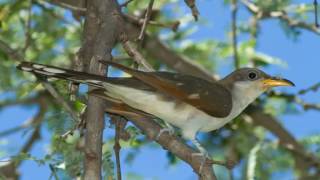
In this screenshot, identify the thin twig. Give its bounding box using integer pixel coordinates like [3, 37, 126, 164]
[38, 0, 86, 12]
[268, 90, 320, 111]
[120, 33, 154, 71]
[299, 82, 320, 94]
[22, 0, 33, 53]
[0, 94, 46, 138]
[19, 102, 47, 156]
[0, 38, 83, 138]
[0, 93, 44, 109]
[112, 56, 132, 62]
[123, 14, 180, 32]
[138, 0, 154, 41]
[0, 121, 32, 138]
[206, 159, 236, 170]
[120, 0, 135, 7]
[112, 116, 127, 180]
[69, 53, 83, 101]
[184, 0, 199, 21]
[60, 112, 86, 138]
[0, 39, 24, 62]
[231, 0, 239, 69]
[49, 164, 59, 180]
[314, 0, 319, 27]
[148, 20, 180, 32]
[34, 1, 72, 24]
[0, 104, 45, 179]
[241, 0, 320, 35]
[38, 78, 81, 122]
[114, 117, 121, 180]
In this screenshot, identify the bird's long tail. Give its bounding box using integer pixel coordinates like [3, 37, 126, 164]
[17, 61, 111, 88]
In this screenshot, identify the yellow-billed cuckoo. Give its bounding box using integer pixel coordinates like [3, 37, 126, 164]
[17, 61, 294, 158]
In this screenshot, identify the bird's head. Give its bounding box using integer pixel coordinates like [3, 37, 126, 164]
[220, 68, 295, 100]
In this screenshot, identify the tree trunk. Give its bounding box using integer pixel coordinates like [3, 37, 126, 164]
[79, 0, 121, 179]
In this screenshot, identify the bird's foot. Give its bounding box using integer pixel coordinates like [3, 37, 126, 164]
[191, 152, 211, 174]
[156, 127, 175, 140]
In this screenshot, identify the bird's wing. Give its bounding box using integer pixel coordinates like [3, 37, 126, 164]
[103, 61, 233, 118]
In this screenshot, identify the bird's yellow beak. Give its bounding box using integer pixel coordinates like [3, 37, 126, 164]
[262, 77, 295, 88]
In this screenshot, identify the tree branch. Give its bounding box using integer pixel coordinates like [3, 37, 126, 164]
[298, 81, 320, 95]
[247, 109, 320, 177]
[38, 0, 86, 12]
[39, 78, 81, 122]
[123, 14, 180, 32]
[0, 100, 47, 179]
[314, 0, 319, 27]
[112, 116, 127, 180]
[144, 36, 216, 81]
[138, 0, 154, 41]
[0, 39, 25, 62]
[78, 0, 122, 179]
[184, 0, 200, 21]
[231, 0, 239, 69]
[0, 38, 83, 139]
[103, 101, 217, 180]
[120, 34, 154, 71]
[241, 0, 320, 35]
[120, 0, 135, 8]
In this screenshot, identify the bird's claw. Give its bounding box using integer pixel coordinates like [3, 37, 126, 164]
[155, 127, 175, 140]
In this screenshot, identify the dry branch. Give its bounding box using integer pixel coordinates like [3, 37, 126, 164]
[120, 34, 154, 71]
[120, 0, 135, 8]
[39, 79, 81, 122]
[138, 0, 154, 41]
[314, 0, 319, 27]
[123, 14, 180, 32]
[184, 0, 200, 21]
[241, 0, 320, 35]
[231, 0, 239, 69]
[0, 101, 47, 179]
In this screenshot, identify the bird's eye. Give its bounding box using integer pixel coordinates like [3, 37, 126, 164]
[248, 72, 257, 80]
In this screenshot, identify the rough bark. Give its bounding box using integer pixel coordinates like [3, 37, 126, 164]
[78, 0, 121, 179]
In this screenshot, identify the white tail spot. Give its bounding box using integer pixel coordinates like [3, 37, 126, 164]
[21, 67, 32, 71]
[34, 70, 54, 76]
[33, 64, 45, 69]
[43, 67, 66, 74]
[188, 93, 200, 99]
[85, 80, 102, 84]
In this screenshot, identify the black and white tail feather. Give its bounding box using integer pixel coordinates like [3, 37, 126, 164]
[17, 61, 110, 89]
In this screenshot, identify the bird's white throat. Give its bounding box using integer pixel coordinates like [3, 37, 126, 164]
[228, 81, 265, 118]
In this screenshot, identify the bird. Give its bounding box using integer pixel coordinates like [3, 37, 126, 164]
[17, 61, 294, 161]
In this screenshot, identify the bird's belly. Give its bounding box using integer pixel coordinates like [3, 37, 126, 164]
[103, 83, 192, 127]
[183, 109, 233, 133]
